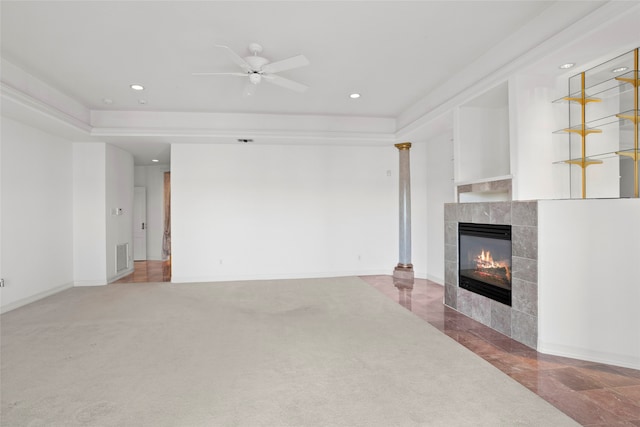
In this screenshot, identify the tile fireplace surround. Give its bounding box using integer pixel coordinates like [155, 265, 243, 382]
[445, 201, 538, 348]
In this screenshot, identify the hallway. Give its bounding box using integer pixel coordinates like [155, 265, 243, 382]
[113, 260, 171, 283]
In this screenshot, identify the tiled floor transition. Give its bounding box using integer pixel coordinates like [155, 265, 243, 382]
[361, 275, 640, 427]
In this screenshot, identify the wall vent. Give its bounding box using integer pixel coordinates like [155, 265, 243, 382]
[116, 243, 129, 273]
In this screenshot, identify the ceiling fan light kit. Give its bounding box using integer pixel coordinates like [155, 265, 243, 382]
[193, 42, 310, 95]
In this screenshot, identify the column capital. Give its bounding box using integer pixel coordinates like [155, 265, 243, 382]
[394, 142, 412, 150]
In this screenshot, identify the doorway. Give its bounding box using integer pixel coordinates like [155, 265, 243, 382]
[116, 171, 171, 284]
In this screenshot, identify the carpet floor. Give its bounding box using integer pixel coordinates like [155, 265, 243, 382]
[1, 277, 579, 426]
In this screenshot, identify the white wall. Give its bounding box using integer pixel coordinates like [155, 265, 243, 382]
[538, 199, 640, 369]
[73, 143, 107, 285]
[105, 144, 134, 282]
[509, 74, 559, 201]
[72, 142, 134, 285]
[1, 117, 74, 312]
[408, 142, 428, 279]
[425, 133, 455, 284]
[171, 143, 407, 282]
[455, 105, 510, 183]
[134, 164, 170, 260]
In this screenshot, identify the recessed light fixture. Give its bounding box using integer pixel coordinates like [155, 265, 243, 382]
[152, 159, 159, 163]
[612, 66, 628, 73]
[130, 84, 144, 91]
[558, 63, 575, 70]
[138, 99, 147, 105]
[349, 93, 361, 99]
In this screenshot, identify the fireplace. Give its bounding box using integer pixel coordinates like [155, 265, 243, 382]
[458, 222, 512, 306]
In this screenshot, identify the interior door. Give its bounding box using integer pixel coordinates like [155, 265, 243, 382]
[133, 187, 147, 261]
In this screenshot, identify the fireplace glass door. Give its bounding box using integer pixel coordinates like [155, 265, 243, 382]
[458, 223, 512, 306]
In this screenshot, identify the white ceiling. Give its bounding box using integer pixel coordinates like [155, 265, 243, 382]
[2, 1, 637, 165]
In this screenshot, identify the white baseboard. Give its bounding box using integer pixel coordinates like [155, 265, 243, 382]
[171, 269, 394, 284]
[426, 274, 444, 285]
[537, 341, 640, 371]
[1, 282, 74, 314]
[108, 266, 134, 283]
[74, 280, 107, 287]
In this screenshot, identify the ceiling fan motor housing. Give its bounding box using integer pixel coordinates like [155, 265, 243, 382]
[245, 55, 269, 71]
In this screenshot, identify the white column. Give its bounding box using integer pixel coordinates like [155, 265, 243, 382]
[393, 142, 414, 289]
[396, 142, 412, 267]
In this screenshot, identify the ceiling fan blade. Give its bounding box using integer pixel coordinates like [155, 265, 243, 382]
[262, 74, 308, 93]
[215, 44, 252, 72]
[192, 72, 247, 76]
[243, 81, 258, 97]
[262, 55, 310, 74]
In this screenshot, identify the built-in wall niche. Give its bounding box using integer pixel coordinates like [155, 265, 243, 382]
[455, 82, 511, 201]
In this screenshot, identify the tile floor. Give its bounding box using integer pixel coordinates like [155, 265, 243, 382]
[360, 275, 640, 427]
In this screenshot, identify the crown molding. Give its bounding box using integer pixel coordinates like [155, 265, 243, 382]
[1, 82, 92, 138]
[395, 0, 637, 139]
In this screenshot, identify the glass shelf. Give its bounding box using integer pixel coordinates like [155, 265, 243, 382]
[553, 110, 638, 134]
[585, 109, 639, 129]
[585, 70, 639, 98]
[552, 94, 601, 104]
[552, 125, 603, 136]
[553, 149, 640, 164]
[553, 71, 638, 104]
[552, 158, 604, 167]
[553, 47, 639, 199]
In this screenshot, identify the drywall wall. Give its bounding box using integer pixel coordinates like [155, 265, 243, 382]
[538, 199, 640, 369]
[408, 142, 428, 279]
[455, 105, 510, 183]
[1, 116, 74, 312]
[425, 132, 455, 284]
[73, 143, 107, 285]
[134, 164, 170, 261]
[73, 142, 134, 285]
[509, 74, 559, 200]
[171, 143, 416, 282]
[105, 145, 134, 282]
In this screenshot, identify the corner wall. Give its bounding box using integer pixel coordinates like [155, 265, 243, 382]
[1, 117, 74, 312]
[538, 199, 640, 369]
[105, 145, 134, 282]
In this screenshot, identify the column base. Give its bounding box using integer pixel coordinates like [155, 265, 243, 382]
[393, 264, 414, 289]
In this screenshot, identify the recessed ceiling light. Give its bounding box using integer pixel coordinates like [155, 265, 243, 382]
[130, 84, 144, 91]
[349, 93, 361, 99]
[138, 99, 147, 105]
[558, 63, 575, 70]
[612, 67, 628, 73]
[152, 159, 159, 163]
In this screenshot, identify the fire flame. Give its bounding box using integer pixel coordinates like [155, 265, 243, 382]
[475, 249, 511, 282]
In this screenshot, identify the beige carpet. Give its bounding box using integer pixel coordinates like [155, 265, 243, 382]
[1, 277, 579, 426]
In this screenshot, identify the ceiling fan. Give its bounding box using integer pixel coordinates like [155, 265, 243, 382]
[193, 42, 310, 96]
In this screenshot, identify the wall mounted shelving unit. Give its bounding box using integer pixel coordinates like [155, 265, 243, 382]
[553, 47, 639, 199]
